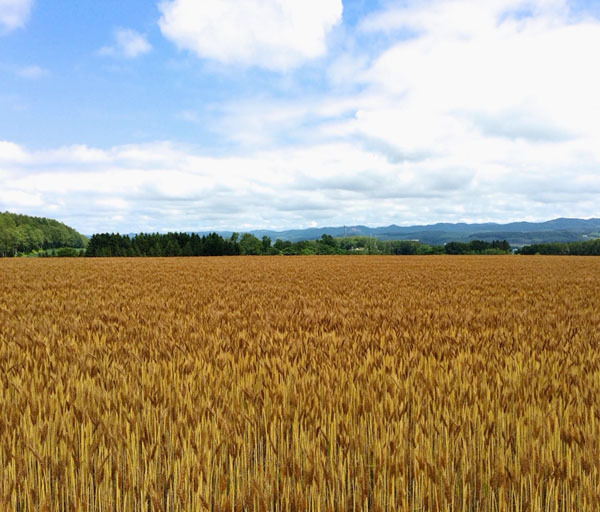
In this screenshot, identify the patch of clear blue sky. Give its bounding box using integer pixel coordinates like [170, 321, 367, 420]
[0, 0, 377, 151]
[0, 0, 597, 151]
[573, 0, 600, 16]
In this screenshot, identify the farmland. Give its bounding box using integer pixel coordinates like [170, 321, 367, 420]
[0, 256, 599, 511]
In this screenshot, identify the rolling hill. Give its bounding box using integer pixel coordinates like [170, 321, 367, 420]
[221, 218, 600, 247]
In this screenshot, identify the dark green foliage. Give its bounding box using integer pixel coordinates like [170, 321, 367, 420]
[518, 238, 600, 255]
[0, 212, 88, 257]
[444, 239, 511, 255]
[85, 231, 512, 258]
[182, 241, 194, 257]
[266, 236, 506, 256]
[262, 236, 272, 254]
[55, 247, 80, 257]
[86, 232, 241, 257]
[239, 233, 263, 255]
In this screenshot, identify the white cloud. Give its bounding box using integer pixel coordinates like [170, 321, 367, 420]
[0, 140, 29, 161]
[158, 0, 343, 70]
[16, 65, 47, 79]
[0, 0, 32, 32]
[0, 189, 43, 207]
[200, 94, 363, 148]
[99, 28, 152, 58]
[311, 0, 600, 199]
[359, 0, 568, 35]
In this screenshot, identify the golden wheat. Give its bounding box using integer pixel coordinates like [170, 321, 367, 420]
[0, 256, 599, 511]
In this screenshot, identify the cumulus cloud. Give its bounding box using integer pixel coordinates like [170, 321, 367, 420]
[352, 0, 600, 151]
[0, 140, 29, 162]
[293, 0, 600, 210]
[158, 0, 343, 70]
[0, 0, 32, 32]
[99, 28, 152, 58]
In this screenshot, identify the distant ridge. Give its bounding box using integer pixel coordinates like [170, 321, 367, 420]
[187, 218, 600, 247]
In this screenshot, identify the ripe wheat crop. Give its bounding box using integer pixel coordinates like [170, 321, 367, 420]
[0, 256, 599, 511]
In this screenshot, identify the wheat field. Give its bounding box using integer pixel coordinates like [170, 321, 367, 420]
[0, 256, 599, 511]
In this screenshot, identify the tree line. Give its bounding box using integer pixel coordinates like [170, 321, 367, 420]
[85, 232, 512, 257]
[517, 238, 600, 255]
[0, 212, 88, 257]
[85, 232, 241, 257]
[11, 208, 600, 258]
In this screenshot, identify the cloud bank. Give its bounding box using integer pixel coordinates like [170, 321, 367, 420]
[1, 135, 598, 235]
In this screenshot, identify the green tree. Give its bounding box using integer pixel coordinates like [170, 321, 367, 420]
[239, 233, 263, 255]
[261, 236, 272, 254]
[0, 211, 87, 256]
[274, 239, 292, 252]
[165, 239, 182, 257]
[182, 241, 194, 256]
[149, 242, 163, 257]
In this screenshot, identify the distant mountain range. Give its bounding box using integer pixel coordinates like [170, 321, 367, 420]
[186, 218, 600, 247]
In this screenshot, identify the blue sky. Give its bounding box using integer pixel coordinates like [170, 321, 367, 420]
[1, 0, 599, 233]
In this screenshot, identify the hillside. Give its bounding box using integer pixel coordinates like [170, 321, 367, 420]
[0, 212, 88, 257]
